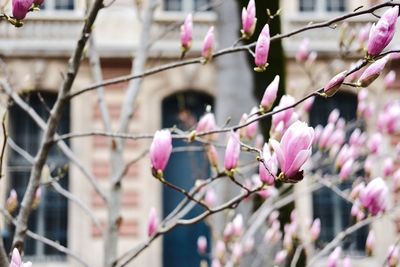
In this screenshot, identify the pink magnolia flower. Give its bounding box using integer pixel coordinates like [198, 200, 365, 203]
[244, 107, 259, 139]
[232, 214, 243, 237]
[196, 112, 217, 133]
[339, 158, 354, 181]
[254, 24, 270, 72]
[232, 243, 243, 264]
[211, 259, 221, 267]
[323, 71, 347, 97]
[343, 257, 352, 267]
[358, 56, 389, 87]
[274, 250, 288, 265]
[257, 186, 277, 199]
[271, 95, 298, 136]
[150, 130, 173, 176]
[319, 123, 335, 150]
[351, 201, 365, 221]
[368, 6, 399, 56]
[260, 75, 279, 112]
[10, 248, 32, 267]
[384, 70, 396, 88]
[378, 103, 400, 134]
[12, 0, 33, 20]
[383, 157, 394, 177]
[388, 245, 400, 267]
[350, 182, 365, 200]
[180, 13, 193, 53]
[147, 207, 158, 237]
[366, 230, 375, 256]
[270, 121, 314, 183]
[358, 23, 372, 44]
[328, 109, 340, 124]
[310, 218, 321, 242]
[359, 177, 388, 216]
[327, 247, 342, 267]
[224, 131, 241, 172]
[215, 240, 225, 259]
[296, 38, 310, 62]
[206, 145, 219, 168]
[204, 187, 216, 207]
[303, 96, 315, 113]
[259, 143, 278, 185]
[368, 133, 382, 155]
[202, 26, 214, 62]
[197, 236, 207, 254]
[241, 0, 257, 39]
[335, 144, 355, 168]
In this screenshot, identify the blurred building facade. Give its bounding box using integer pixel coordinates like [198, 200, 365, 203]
[0, 0, 399, 266]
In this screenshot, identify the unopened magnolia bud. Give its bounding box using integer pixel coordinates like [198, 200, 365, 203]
[6, 189, 18, 213]
[197, 236, 207, 254]
[260, 75, 279, 112]
[254, 24, 270, 72]
[224, 131, 241, 172]
[147, 207, 158, 237]
[206, 145, 219, 169]
[323, 71, 347, 97]
[202, 27, 214, 63]
[358, 56, 389, 87]
[241, 0, 257, 39]
[180, 14, 193, 53]
[12, 0, 33, 20]
[366, 230, 375, 256]
[150, 130, 173, 177]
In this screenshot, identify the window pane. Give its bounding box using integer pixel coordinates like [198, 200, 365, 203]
[4, 93, 69, 258]
[54, 0, 74, 10]
[164, 0, 182, 11]
[299, 0, 315, 12]
[326, 0, 346, 12]
[194, 0, 211, 11]
[309, 92, 367, 253]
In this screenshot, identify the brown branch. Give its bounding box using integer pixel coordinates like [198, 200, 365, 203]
[68, 1, 399, 99]
[11, 0, 105, 251]
[0, 111, 7, 179]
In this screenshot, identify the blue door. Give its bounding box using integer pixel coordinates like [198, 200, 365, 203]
[162, 91, 213, 267]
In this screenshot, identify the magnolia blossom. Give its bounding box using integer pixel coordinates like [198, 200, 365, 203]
[296, 38, 310, 62]
[339, 158, 353, 181]
[260, 75, 279, 112]
[367, 6, 399, 56]
[274, 250, 288, 265]
[241, 0, 256, 39]
[206, 145, 219, 168]
[204, 188, 216, 207]
[271, 95, 298, 137]
[224, 131, 241, 172]
[12, 0, 33, 20]
[383, 157, 394, 177]
[327, 247, 342, 267]
[254, 24, 270, 71]
[310, 218, 321, 241]
[378, 102, 400, 134]
[271, 121, 314, 183]
[358, 23, 371, 44]
[368, 133, 382, 155]
[180, 14, 193, 53]
[215, 240, 225, 259]
[350, 182, 365, 200]
[10, 248, 32, 267]
[366, 230, 375, 256]
[150, 130, 173, 176]
[147, 207, 158, 237]
[319, 123, 335, 150]
[197, 236, 207, 254]
[202, 26, 214, 62]
[388, 245, 400, 267]
[384, 70, 396, 88]
[358, 56, 389, 87]
[359, 177, 388, 216]
[259, 143, 278, 185]
[323, 71, 346, 97]
[232, 214, 243, 237]
[343, 257, 352, 267]
[196, 112, 216, 133]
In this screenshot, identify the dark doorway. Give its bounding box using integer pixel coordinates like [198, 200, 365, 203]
[162, 91, 213, 267]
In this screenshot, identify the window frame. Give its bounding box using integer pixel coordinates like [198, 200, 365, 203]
[298, 0, 347, 14]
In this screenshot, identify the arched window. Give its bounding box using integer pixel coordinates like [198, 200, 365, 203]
[162, 91, 214, 267]
[4, 92, 69, 260]
[309, 92, 367, 254]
